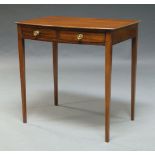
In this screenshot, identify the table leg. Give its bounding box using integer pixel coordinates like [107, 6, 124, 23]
[131, 35, 138, 120]
[18, 25, 27, 123]
[52, 42, 58, 106]
[105, 32, 113, 142]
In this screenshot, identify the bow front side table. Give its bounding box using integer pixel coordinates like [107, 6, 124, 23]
[16, 16, 140, 142]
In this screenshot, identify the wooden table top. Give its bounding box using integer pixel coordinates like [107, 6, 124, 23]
[17, 16, 140, 31]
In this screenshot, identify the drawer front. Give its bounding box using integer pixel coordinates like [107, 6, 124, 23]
[58, 31, 105, 44]
[21, 25, 56, 41]
[20, 25, 105, 45]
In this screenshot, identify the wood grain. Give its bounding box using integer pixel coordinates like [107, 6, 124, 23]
[20, 25, 105, 45]
[16, 16, 140, 31]
[112, 24, 138, 44]
[105, 32, 113, 142]
[17, 25, 27, 123]
[52, 42, 58, 106]
[131, 29, 138, 120]
[58, 30, 105, 45]
[17, 16, 140, 142]
[21, 25, 56, 42]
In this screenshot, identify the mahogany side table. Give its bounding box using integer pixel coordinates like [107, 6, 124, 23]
[16, 16, 140, 142]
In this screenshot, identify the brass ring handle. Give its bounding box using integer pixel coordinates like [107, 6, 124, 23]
[33, 30, 40, 37]
[77, 34, 83, 40]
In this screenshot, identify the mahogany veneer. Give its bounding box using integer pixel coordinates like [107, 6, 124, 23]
[16, 16, 140, 142]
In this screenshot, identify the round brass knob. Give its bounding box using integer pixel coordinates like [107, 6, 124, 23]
[33, 30, 40, 37]
[77, 34, 83, 41]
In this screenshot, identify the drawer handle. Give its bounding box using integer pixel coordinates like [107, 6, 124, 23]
[33, 30, 40, 37]
[77, 34, 83, 40]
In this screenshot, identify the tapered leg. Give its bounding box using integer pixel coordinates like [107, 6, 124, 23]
[52, 42, 58, 106]
[18, 25, 27, 123]
[105, 32, 113, 142]
[131, 35, 138, 120]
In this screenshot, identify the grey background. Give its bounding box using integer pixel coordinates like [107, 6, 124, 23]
[0, 4, 155, 150]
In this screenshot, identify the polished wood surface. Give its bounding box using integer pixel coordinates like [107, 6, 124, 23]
[16, 16, 139, 30]
[17, 25, 27, 123]
[58, 30, 105, 45]
[21, 25, 56, 42]
[131, 34, 138, 120]
[20, 24, 105, 45]
[112, 24, 138, 44]
[52, 42, 58, 106]
[105, 32, 113, 142]
[17, 16, 140, 142]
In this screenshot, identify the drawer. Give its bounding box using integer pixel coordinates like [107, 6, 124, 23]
[58, 31, 105, 45]
[21, 25, 56, 41]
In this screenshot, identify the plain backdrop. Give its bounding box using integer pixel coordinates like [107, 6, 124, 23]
[0, 4, 155, 150]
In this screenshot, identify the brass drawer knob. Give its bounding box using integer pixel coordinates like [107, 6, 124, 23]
[77, 34, 83, 40]
[33, 30, 40, 37]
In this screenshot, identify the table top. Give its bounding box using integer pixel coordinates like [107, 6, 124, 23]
[16, 16, 140, 31]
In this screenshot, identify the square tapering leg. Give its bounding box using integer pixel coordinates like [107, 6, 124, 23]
[131, 34, 138, 121]
[52, 42, 58, 106]
[18, 25, 27, 123]
[105, 32, 113, 142]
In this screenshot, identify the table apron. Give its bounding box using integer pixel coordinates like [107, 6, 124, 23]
[21, 25, 105, 45]
[20, 24, 138, 45]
